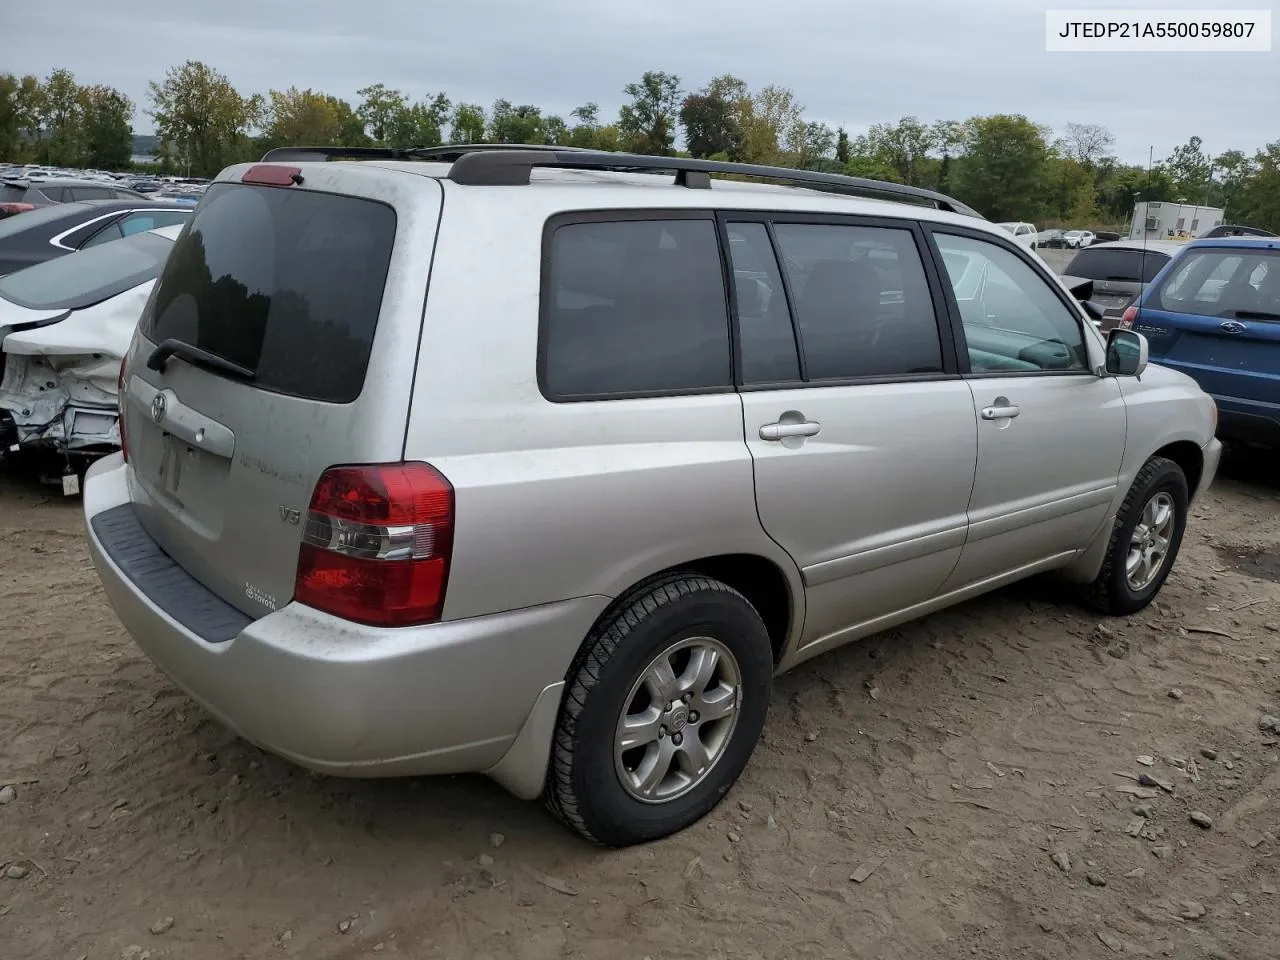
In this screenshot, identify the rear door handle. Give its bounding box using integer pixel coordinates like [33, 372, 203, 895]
[980, 401, 1021, 421]
[760, 420, 821, 441]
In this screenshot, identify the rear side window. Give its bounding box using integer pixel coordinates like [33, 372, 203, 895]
[0, 231, 173, 310]
[725, 222, 799, 383]
[142, 183, 397, 404]
[0, 184, 26, 203]
[541, 217, 731, 399]
[1066, 247, 1169, 284]
[772, 222, 943, 379]
[69, 186, 112, 201]
[1152, 248, 1280, 319]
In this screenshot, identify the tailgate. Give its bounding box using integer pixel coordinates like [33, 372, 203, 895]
[120, 171, 441, 619]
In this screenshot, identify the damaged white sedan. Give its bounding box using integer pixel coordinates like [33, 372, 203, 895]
[0, 224, 181, 485]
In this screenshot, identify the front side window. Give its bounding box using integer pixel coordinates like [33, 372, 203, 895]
[934, 232, 1087, 373]
[771, 222, 943, 379]
[541, 218, 731, 399]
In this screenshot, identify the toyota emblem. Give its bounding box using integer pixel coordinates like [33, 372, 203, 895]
[151, 393, 167, 423]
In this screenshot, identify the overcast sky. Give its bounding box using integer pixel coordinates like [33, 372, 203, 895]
[7, 0, 1276, 164]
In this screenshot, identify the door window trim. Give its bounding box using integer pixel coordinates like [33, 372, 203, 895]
[536, 208, 738, 403]
[718, 210, 964, 392]
[923, 223, 1097, 380]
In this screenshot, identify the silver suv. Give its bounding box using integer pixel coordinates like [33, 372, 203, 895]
[83, 146, 1221, 847]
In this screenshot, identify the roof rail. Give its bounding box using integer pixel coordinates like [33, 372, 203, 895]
[260, 143, 599, 164]
[448, 148, 985, 218]
[259, 144, 983, 218]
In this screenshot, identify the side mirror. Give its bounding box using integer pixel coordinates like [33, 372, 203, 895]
[1106, 328, 1148, 377]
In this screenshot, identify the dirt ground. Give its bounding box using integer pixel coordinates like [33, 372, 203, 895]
[2, 446, 1279, 960]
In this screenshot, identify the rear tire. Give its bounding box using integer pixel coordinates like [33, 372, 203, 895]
[545, 573, 773, 847]
[1089, 456, 1188, 615]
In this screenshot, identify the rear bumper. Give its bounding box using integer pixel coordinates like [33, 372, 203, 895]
[1212, 395, 1280, 447]
[83, 454, 609, 787]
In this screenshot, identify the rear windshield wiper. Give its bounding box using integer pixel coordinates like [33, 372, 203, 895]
[146, 338, 256, 381]
[1233, 310, 1280, 323]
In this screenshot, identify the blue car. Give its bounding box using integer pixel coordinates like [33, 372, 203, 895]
[1122, 235, 1280, 446]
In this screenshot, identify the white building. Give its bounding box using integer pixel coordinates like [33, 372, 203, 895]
[1127, 201, 1224, 243]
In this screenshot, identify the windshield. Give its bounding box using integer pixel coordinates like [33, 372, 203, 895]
[0, 230, 174, 310]
[1150, 248, 1280, 319]
[1066, 247, 1170, 284]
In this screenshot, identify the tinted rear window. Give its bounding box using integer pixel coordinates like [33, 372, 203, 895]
[141, 183, 397, 404]
[1066, 247, 1170, 284]
[1150, 248, 1280, 319]
[541, 217, 731, 399]
[0, 230, 173, 310]
[0, 184, 26, 203]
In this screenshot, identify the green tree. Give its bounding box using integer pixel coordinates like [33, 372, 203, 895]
[327, 95, 369, 147]
[356, 83, 407, 143]
[859, 116, 936, 186]
[40, 68, 87, 167]
[835, 127, 850, 165]
[618, 71, 681, 155]
[266, 87, 342, 146]
[1239, 141, 1280, 230]
[1165, 135, 1212, 197]
[679, 84, 741, 159]
[386, 93, 450, 147]
[489, 100, 545, 143]
[81, 84, 134, 169]
[568, 103, 600, 148]
[792, 121, 836, 169]
[148, 60, 264, 176]
[1213, 148, 1255, 215]
[0, 74, 23, 160]
[449, 102, 487, 144]
[951, 114, 1050, 221]
[740, 84, 802, 165]
[543, 114, 570, 146]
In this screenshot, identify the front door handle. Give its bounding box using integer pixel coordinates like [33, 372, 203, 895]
[980, 397, 1021, 421]
[760, 420, 821, 441]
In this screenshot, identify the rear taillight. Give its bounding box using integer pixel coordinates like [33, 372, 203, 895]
[117, 357, 128, 462]
[1119, 306, 1137, 329]
[294, 462, 455, 627]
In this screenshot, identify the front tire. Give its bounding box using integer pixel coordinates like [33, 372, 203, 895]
[545, 573, 774, 847]
[1089, 456, 1188, 615]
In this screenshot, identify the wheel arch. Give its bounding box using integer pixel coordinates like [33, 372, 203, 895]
[567, 553, 803, 674]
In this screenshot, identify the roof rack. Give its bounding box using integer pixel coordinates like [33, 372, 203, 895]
[260, 143, 599, 164]
[259, 144, 983, 218]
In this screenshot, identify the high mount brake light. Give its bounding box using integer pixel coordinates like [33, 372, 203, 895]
[294, 462, 455, 627]
[242, 164, 303, 186]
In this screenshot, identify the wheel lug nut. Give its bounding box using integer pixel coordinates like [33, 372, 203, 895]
[683, 693, 692, 703]
[665, 701, 673, 711]
[689, 712, 699, 723]
[659, 726, 666, 738]
[672, 733, 683, 746]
